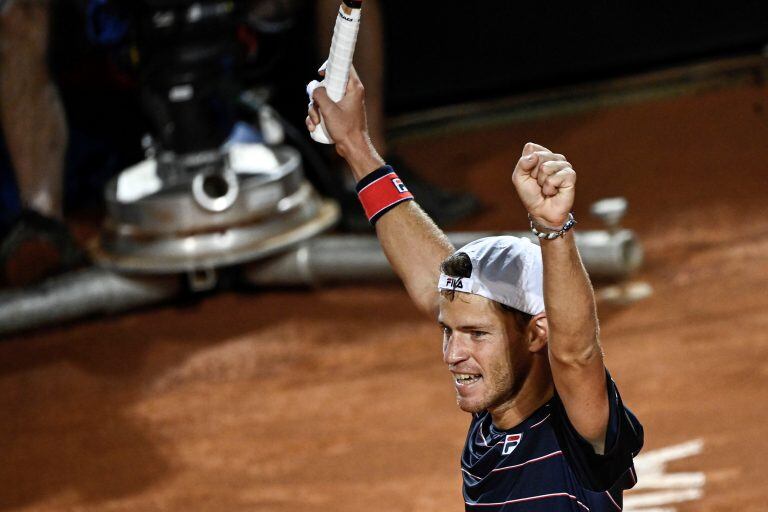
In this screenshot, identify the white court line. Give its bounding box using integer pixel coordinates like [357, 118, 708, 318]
[633, 439, 704, 470]
[625, 439, 706, 512]
[624, 489, 703, 509]
[632, 472, 706, 490]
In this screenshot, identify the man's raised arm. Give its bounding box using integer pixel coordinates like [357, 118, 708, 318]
[512, 142, 610, 454]
[306, 68, 453, 316]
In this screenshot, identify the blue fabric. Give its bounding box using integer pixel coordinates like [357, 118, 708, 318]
[461, 370, 643, 511]
[0, 130, 21, 227]
[86, 0, 129, 46]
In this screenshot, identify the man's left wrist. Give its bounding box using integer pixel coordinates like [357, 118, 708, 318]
[529, 213, 576, 240]
[529, 214, 569, 230]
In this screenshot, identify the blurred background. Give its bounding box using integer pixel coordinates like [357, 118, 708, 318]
[1, 1, 767, 510]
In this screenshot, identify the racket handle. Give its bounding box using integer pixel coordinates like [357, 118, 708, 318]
[310, 1, 362, 144]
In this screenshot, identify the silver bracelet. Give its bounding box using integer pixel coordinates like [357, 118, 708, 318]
[529, 213, 577, 240]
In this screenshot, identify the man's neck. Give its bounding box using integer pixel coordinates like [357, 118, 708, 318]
[489, 361, 553, 430]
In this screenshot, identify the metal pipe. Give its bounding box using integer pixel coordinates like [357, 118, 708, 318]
[0, 230, 641, 336]
[0, 267, 181, 337]
[245, 230, 642, 286]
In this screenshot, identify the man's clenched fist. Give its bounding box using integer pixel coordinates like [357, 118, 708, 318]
[512, 142, 576, 229]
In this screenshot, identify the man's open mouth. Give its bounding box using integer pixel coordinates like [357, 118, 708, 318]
[454, 373, 482, 385]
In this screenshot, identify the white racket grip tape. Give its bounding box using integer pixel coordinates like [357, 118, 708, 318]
[308, 3, 362, 144]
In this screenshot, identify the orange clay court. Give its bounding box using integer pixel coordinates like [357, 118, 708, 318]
[1, 80, 767, 511]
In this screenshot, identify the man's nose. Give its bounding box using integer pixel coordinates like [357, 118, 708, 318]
[443, 334, 470, 365]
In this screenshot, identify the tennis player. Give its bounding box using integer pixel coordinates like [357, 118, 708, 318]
[307, 68, 643, 511]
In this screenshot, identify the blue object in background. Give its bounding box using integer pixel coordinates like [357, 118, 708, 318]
[0, 129, 22, 228]
[86, 0, 129, 46]
[226, 121, 264, 145]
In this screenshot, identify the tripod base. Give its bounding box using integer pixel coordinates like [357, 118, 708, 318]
[90, 144, 340, 273]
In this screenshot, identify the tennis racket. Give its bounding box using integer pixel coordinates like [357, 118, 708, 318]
[308, 0, 363, 144]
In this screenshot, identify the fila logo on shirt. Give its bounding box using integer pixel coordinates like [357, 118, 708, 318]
[445, 277, 464, 289]
[392, 178, 408, 193]
[502, 433, 522, 455]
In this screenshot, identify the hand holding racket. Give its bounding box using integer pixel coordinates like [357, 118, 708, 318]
[306, 0, 363, 144]
[307, 67, 381, 173]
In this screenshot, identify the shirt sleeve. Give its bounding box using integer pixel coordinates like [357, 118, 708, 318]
[549, 369, 644, 492]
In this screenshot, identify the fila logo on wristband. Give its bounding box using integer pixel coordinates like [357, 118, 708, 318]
[356, 165, 414, 225]
[392, 178, 408, 193]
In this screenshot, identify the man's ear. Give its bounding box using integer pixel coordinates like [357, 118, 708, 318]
[527, 313, 548, 353]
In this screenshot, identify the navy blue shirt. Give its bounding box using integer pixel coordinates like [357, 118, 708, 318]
[461, 371, 643, 511]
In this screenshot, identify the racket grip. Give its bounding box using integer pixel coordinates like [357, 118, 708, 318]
[309, 2, 362, 145]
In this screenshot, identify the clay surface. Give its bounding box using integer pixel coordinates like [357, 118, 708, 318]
[2, 82, 767, 511]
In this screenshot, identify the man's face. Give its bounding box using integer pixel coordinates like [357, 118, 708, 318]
[438, 292, 532, 414]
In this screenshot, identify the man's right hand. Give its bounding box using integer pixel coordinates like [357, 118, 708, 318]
[307, 69, 452, 316]
[306, 67, 384, 180]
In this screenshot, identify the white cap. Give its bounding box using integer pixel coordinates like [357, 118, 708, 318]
[437, 236, 545, 315]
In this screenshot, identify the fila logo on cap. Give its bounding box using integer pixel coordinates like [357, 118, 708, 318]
[392, 178, 408, 193]
[445, 277, 464, 289]
[502, 433, 522, 455]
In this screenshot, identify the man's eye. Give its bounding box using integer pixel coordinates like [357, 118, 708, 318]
[442, 326, 452, 336]
[471, 331, 488, 338]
